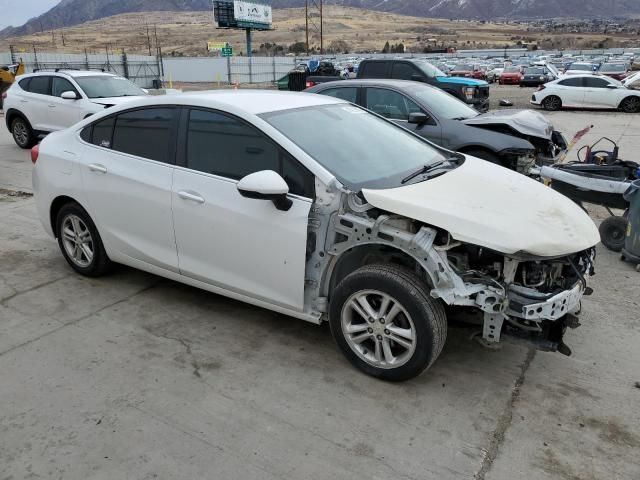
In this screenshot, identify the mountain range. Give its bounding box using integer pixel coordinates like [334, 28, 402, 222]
[2, 0, 640, 39]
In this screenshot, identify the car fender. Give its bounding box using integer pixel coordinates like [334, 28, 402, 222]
[446, 121, 534, 154]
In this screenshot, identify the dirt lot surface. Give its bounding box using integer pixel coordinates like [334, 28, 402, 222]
[0, 109, 639, 480]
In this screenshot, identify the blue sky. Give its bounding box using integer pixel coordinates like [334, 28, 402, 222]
[0, 0, 60, 29]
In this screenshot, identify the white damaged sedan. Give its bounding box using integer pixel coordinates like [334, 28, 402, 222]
[32, 91, 599, 381]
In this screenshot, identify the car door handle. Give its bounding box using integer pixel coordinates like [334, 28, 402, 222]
[88, 164, 107, 174]
[48, 104, 56, 108]
[20, 99, 28, 103]
[178, 191, 205, 204]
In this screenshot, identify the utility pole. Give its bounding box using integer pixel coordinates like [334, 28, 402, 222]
[146, 25, 152, 56]
[305, 0, 323, 55]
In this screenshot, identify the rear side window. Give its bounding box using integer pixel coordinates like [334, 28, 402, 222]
[319, 87, 357, 103]
[112, 108, 175, 163]
[91, 117, 115, 148]
[27, 76, 51, 95]
[186, 109, 314, 197]
[361, 62, 388, 78]
[558, 77, 583, 87]
[391, 63, 418, 80]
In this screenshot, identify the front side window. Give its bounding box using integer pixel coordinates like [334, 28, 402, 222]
[320, 87, 357, 103]
[112, 108, 174, 163]
[391, 63, 418, 80]
[185, 109, 313, 197]
[75, 76, 145, 99]
[52, 77, 78, 97]
[262, 104, 447, 190]
[28, 76, 51, 95]
[365, 88, 420, 121]
[583, 77, 611, 88]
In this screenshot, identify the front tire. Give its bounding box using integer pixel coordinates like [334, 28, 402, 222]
[11, 116, 37, 149]
[619, 96, 640, 113]
[56, 202, 112, 276]
[542, 95, 562, 111]
[599, 216, 627, 252]
[329, 264, 447, 381]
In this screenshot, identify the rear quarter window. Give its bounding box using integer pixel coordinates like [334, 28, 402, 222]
[18, 78, 31, 90]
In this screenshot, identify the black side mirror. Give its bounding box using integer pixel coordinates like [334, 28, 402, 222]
[408, 112, 429, 125]
[411, 74, 426, 82]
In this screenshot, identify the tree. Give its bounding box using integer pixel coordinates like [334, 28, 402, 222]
[289, 41, 306, 54]
[328, 40, 350, 54]
[382, 41, 390, 53]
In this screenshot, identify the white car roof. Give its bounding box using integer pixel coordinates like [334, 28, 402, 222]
[130, 90, 345, 115]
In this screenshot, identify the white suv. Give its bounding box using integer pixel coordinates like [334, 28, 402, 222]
[3, 70, 147, 148]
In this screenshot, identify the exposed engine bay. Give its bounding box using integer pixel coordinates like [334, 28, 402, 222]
[305, 183, 596, 357]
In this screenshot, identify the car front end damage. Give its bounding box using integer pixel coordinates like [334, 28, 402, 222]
[305, 186, 596, 357]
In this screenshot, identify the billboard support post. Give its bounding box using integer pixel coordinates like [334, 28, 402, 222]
[246, 27, 252, 58]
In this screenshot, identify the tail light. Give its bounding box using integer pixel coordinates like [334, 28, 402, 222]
[537, 85, 546, 91]
[305, 80, 315, 88]
[1, 91, 7, 100]
[31, 144, 39, 164]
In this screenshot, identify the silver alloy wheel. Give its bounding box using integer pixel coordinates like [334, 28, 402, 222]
[61, 214, 94, 268]
[340, 289, 417, 369]
[13, 120, 28, 146]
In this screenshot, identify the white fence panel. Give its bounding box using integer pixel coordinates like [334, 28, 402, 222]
[229, 56, 295, 84]
[163, 57, 228, 83]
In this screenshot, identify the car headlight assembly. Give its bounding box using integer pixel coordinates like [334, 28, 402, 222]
[463, 86, 476, 100]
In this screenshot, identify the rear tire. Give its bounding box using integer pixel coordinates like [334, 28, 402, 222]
[11, 116, 37, 149]
[599, 216, 627, 252]
[329, 264, 447, 382]
[542, 95, 562, 111]
[55, 202, 112, 277]
[619, 96, 640, 113]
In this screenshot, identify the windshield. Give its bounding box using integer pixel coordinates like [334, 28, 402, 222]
[453, 64, 474, 71]
[601, 63, 625, 72]
[504, 67, 520, 73]
[262, 104, 447, 190]
[413, 60, 446, 77]
[75, 76, 145, 99]
[411, 85, 478, 120]
[525, 67, 544, 74]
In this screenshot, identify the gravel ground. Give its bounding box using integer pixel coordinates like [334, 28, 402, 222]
[489, 84, 538, 110]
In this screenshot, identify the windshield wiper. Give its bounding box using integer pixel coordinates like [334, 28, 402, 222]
[401, 156, 461, 184]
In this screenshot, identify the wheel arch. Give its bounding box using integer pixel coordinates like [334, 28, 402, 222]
[618, 95, 640, 111]
[325, 243, 432, 300]
[49, 195, 89, 238]
[5, 108, 31, 131]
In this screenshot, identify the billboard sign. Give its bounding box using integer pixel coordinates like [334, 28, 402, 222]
[233, 1, 272, 27]
[207, 42, 228, 52]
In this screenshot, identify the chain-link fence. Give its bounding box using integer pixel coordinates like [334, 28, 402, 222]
[228, 56, 296, 84]
[3, 48, 162, 88]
